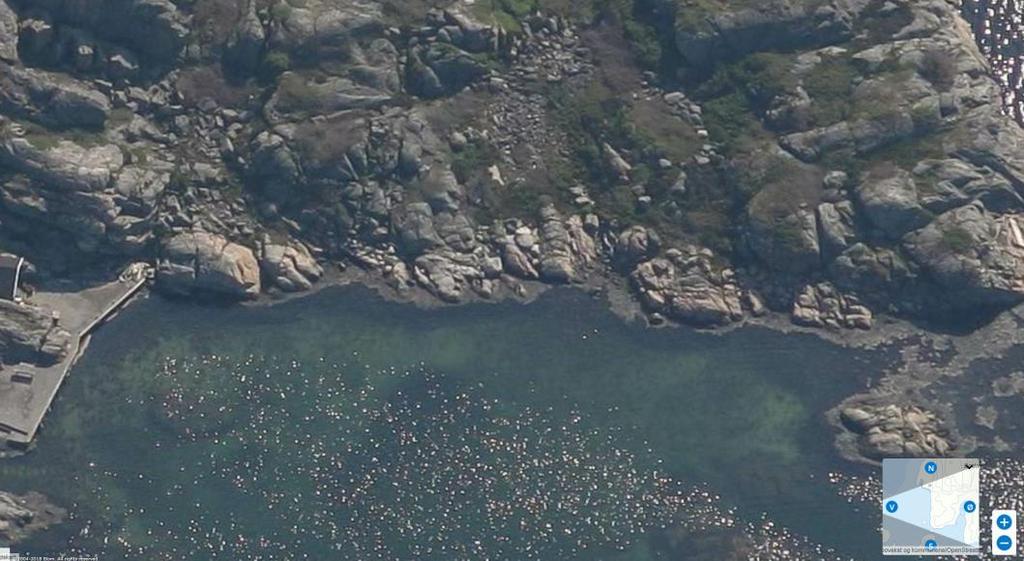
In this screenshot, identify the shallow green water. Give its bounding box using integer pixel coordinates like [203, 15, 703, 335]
[1, 287, 887, 560]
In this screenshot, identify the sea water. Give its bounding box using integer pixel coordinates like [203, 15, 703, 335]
[0, 287, 888, 560]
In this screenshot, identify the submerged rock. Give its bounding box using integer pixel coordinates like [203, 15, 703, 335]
[0, 490, 65, 544]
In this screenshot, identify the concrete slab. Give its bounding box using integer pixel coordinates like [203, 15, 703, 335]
[0, 273, 149, 445]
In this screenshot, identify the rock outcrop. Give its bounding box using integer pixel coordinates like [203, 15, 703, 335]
[903, 204, 1024, 304]
[791, 282, 872, 329]
[157, 232, 261, 298]
[631, 247, 744, 326]
[0, 125, 164, 254]
[855, 168, 931, 239]
[23, 0, 188, 63]
[0, 299, 70, 365]
[839, 404, 955, 460]
[537, 204, 596, 283]
[675, 0, 859, 70]
[0, 64, 110, 129]
[613, 225, 660, 271]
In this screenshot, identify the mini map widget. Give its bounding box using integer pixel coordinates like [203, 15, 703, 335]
[882, 458, 981, 556]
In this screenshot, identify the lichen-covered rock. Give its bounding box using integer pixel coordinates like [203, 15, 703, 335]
[501, 242, 538, 279]
[223, 0, 265, 74]
[903, 203, 1024, 304]
[0, 149, 162, 255]
[746, 206, 821, 274]
[268, 0, 383, 58]
[157, 232, 261, 298]
[912, 158, 1019, 213]
[406, 43, 489, 98]
[816, 200, 859, 258]
[266, 71, 394, 122]
[829, 242, 915, 294]
[412, 250, 484, 303]
[0, 134, 123, 192]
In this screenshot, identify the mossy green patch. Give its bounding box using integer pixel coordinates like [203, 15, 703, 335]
[693, 52, 792, 149]
[941, 225, 974, 254]
[107, 107, 136, 128]
[801, 55, 858, 128]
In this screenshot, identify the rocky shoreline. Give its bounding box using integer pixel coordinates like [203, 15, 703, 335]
[1, 0, 1023, 331]
[3, 0, 1024, 541]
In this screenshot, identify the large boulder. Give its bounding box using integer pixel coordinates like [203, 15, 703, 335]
[157, 232, 261, 298]
[613, 225, 660, 271]
[391, 202, 442, 255]
[816, 200, 859, 258]
[260, 241, 323, 292]
[855, 168, 932, 239]
[746, 206, 821, 274]
[113, 164, 170, 217]
[248, 131, 301, 198]
[838, 403, 954, 460]
[411, 250, 485, 303]
[829, 242, 914, 294]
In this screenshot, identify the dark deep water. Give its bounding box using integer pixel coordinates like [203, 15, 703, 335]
[963, 0, 1024, 123]
[0, 287, 890, 560]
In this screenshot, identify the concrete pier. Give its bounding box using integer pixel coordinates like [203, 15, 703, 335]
[0, 267, 149, 446]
